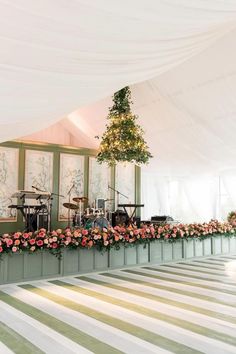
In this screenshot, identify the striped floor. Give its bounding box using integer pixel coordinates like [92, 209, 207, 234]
[1, 256, 236, 353]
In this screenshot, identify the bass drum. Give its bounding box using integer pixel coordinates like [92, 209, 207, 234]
[93, 216, 109, 229]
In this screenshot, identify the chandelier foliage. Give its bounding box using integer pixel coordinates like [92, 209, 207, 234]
[96, 86, 152, 165]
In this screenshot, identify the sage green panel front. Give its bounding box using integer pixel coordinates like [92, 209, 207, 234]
[7, 253, 24, 282]
[24, 252, 43, 279]
[222, 237, 230, 254]
[109, 245, 125, 268]
[137, 244, 149, 264]
[185, 239, 194, 259]
[63, 249, 80, 275]
[162, 242, 173, 262]
[125, 246, 137, 265]
[0, 255, 5, 283]
[94, 250, 109, 270]
[42, 252, 60, 276]
[203, 238, 211, 256]
[172, 240, 183, 260]
[149, 241, 162, 263]
[213, 237, 222, 255]
[229, 237, 236, 252]
[194, 239, 203, 257]
[78, 248, 94, 272]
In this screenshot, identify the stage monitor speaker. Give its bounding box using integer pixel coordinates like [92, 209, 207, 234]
[112, 210, 128, 226]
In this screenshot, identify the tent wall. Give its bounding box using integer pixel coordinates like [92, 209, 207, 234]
[141, 172, 236, 223]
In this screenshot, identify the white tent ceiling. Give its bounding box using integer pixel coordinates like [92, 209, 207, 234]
[1, 1, 236, 175]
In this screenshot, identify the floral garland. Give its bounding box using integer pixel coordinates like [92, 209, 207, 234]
[227, 211, 236, 226]
[0, 220, 235, 257]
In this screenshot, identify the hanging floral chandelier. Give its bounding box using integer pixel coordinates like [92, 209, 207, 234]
[96, 86, 152, 166]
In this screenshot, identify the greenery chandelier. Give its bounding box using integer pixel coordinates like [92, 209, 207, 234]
[96, 86, 152, 166]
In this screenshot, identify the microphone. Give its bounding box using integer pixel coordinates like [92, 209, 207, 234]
[32, 185, 44, 192]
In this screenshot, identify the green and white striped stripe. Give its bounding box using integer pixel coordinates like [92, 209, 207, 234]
[0, 255, 236, 353]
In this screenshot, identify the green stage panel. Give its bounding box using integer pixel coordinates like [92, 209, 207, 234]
[0, 237, 236, 284]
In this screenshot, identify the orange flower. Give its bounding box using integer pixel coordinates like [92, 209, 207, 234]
[103, 233, 108, 241]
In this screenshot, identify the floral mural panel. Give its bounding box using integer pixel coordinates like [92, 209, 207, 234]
[59, 153, 84, 220]
[115, 162, 135, 207]
[25, 150, 53, 192]
[89, 157, 111, 209]
[0, 147, 19, 222]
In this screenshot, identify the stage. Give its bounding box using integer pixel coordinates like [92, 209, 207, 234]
[1, 236, 235, 284]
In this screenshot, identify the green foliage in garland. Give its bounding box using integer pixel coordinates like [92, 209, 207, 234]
[96, 86, 152, 165]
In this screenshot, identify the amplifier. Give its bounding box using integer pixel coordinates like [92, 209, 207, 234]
[151, 215, 173, 223]
[37, 213, 48, 229]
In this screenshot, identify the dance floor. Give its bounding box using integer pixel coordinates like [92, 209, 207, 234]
[0, 255, 236, 354]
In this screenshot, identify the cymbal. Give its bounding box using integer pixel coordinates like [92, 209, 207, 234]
[63, 202, 78, 210]
[73, 197, 88, 203]
[84, 214, 96, 219]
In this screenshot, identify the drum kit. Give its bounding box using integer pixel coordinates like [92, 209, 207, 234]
[63, 197, 113, 229]
[62, 185, 144, 230]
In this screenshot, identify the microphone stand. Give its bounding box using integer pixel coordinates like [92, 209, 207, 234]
[108, 185, 128, 210]
[47, 192, 64, 232]
[108, 185, 129, 227]
[67, 183, 75, 228]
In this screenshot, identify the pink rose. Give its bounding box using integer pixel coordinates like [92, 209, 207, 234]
[6, 239, 13, 247]
[0, 246, 3, 253]
[88, 240, 93, 248]
[12, 246, 17, 252]
[81, 238, 87, 246]
[82, 229, 88, 236]
[29, 239, 36, 245]
[36, 240, 43, 247]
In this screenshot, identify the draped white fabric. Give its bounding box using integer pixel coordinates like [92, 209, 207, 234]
[1, 0, 236, 144]
[2, 1, 236, 222]
[141, 172, 221, 223]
